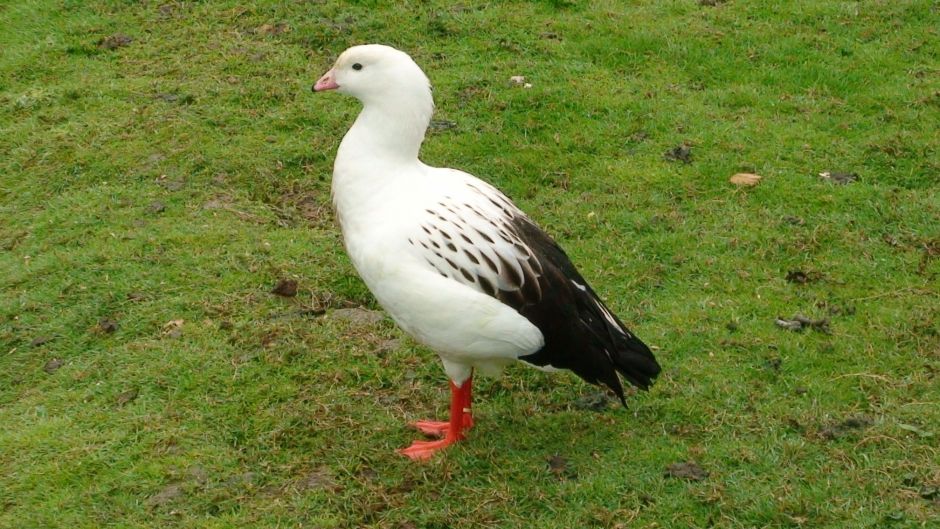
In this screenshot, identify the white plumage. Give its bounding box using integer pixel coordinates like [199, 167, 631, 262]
[314, 44, 660, 459]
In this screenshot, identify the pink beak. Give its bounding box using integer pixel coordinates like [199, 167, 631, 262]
[313, 68, 339, 92]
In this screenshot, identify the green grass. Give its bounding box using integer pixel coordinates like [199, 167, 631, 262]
[1, 0, 938, 527]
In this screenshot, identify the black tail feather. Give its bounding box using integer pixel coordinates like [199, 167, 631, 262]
[500, 216, 662, 405]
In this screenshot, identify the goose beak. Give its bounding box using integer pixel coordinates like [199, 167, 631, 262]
[313, 68, 339, 92]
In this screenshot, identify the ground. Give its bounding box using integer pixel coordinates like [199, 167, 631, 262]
[1, 1, 938, 528]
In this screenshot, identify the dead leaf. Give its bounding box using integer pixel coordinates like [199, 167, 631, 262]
[43, 358, 64, 374]
[272, 278, 298, 297]
[665, 461, 709, 481]
[163, 319, 184, 338]
[147, 201, 166, 214]
[729, 172, 762, 186]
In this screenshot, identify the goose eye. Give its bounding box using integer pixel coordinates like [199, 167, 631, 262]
[352, 63, 363, 71]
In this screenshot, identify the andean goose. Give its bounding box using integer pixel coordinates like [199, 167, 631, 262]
[313, 44, 661, 460]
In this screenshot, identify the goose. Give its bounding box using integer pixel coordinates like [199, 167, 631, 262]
[313, 44, 661, 460]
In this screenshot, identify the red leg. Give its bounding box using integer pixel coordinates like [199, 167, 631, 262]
[411, 374, 474, 436]
[462, 375, 474, 429]
[400, 374, 474, 460]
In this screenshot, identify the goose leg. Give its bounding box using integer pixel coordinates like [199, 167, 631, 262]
[400, 375, 474, 460]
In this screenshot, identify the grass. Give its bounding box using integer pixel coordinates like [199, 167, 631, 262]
[1, 0, 938, 527]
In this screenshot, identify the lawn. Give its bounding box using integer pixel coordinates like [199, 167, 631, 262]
[1, 0, 938, 527]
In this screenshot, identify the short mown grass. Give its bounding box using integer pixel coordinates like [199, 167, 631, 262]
[1, 1, 938, 528]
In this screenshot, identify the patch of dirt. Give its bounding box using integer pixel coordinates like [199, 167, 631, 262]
[1, 230, 29, 251]
[919, 484, 939, 500]
[43, 358, 64, 374]
[815, 299, 855, 316]
[115, 388, 139, 406]
[97, 318, 118, 334]
[819, 171, 859, 184]
[918, 238, 940, 275]
[784, 417, 805, 433]
[147, 201, 166, 214]
[202, 193, 234, 211]
[665, 461, 709, 481]
[157, 4, 179, 19]
[224, 472, 257, 487]
[126, 292, 147, 302]
[818, 415, 872, 441]
[271, 278, 298, 297]
[303, 291, 359, 313]
[775, 314, 830, 333]
[765, 357, 782, 372]
[667, 424, 699, 437]
[664, 144, 693, 164]
[256, 23, 290, 35]
[154, 93, 194, 104]
[331, 308, 384, 326]
[155, 175, 185, 191]
[356, 466, 379, 481]
[547, 454, 577, 480]
[785, 270, 822, 284]
[296, 467, 339, 492]
[428, 119, 457, 133]
[458, 85, 486, 103]
[146, 483, 183, 509]
[186, 466, 209, 484]
[372, 338, 401, 357]
[30, 336, 53, 347]
[98, 34, 133, 50]
[268, 189, 332, 228]
[572, 391, 611, 411]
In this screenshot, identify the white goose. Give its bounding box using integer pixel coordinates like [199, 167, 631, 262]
[313, 44, 660, 460]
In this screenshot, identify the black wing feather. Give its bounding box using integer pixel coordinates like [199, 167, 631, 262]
[506, 217, 661, 404]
